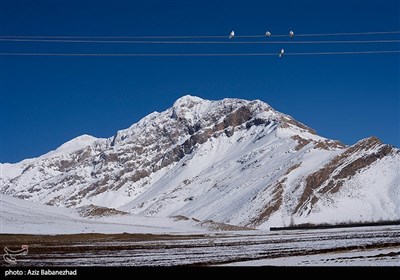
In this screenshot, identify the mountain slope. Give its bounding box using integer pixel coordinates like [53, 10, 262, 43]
[0, 194, 230, 234]
[1, 95, 399, 228]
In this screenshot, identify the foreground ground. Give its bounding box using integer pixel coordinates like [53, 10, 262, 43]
[1, 225, 399, 266]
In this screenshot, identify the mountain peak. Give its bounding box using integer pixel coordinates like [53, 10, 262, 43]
[173, 95, 204, 106]
[42, 134, 98, 159]
[171, 95, 277, 125]
[171, 95, 212, 124]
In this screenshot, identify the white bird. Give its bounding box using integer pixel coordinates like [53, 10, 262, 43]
[279, 48, 285, 58]
[265, 31, 271, 37]
[289, 30, 294, 38]
[229, 30, 235, 39]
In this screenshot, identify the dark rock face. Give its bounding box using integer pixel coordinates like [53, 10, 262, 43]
[160, 106, 258, 169]
[77, 204, 129, 217]
[295, 137, 394, 215]
[250, 181, 284, 226]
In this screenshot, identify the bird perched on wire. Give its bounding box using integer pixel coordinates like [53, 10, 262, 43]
[279, 49, 285, 58]
[229, 30, 235, 39]
[265, 31, 271, 37]
[289, 30, 294, 38]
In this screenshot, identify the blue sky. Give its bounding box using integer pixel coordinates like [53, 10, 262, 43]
[1, 0, 399, 163]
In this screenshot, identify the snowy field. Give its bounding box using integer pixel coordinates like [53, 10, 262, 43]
[225, 247, 399, 266]
[1, 195, 399, 266]
[1, 225, 399, 266]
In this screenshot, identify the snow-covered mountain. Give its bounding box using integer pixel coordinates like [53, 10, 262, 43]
[1, 95, 399, 229]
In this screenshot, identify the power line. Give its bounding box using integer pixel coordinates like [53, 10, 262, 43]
[1, 38, 400, 44]
[279, 31, 400, 37]
[1, 30, 400, 39]
[1, 50, 399, 57]
[288, 50, 400, 55]
[0, 52, 277, 57]
[0, 35, 228, 39]
[239, 31, 400, 38]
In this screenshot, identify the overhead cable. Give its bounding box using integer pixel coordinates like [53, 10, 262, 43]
[0, 30, 399, 39]
[1, 39, 400, 44]
[1, 50, 399, 57]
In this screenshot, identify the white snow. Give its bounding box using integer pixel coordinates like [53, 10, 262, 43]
[295, 152, 400, 225]
[223, 247, 400, 266]
[40, 134, 99, 159]
[0, 194, 205, 234]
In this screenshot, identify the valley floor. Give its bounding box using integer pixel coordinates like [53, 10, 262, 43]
[1, 225, 399, 266]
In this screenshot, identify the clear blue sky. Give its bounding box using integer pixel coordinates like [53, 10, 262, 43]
[1, 0, 399, 163]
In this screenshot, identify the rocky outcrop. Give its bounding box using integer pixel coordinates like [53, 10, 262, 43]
[77, 204, 129, 218]
[295, 137, 395, 215]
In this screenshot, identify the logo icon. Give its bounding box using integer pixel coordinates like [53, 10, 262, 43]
[3, 245, 29, 264]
